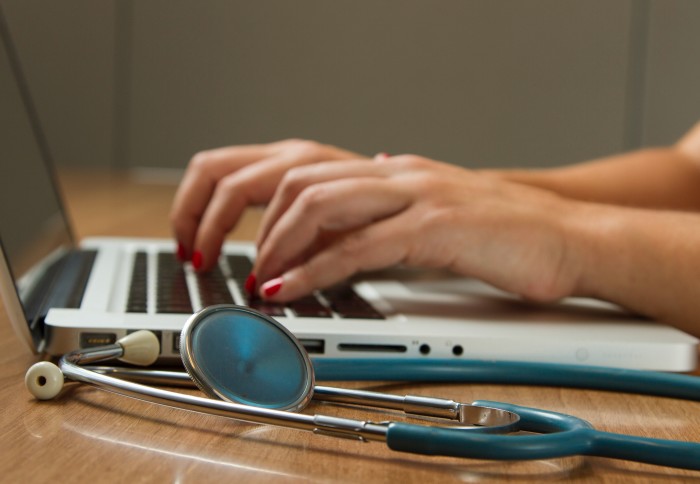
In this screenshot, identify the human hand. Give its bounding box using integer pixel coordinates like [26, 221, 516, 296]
[252, 155, 584, 303]
[170, 139, 362, 271]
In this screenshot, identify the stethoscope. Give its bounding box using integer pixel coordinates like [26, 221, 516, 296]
[25, 305, 700, 471]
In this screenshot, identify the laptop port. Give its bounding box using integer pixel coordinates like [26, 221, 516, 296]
[300, 339, 325, 354]
[80, 332, 117, 348]
[337, 343, 407, 353]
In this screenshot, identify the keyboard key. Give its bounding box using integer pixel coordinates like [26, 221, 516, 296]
[248, 298, 286, 317]
[156, 252, 193, 314]
[127, 251, 148, 312]
[322, 284, 385, 319]
[226, 254, 253, 289]
[197, 266, 234, 307]
[289, 295, 333, 318]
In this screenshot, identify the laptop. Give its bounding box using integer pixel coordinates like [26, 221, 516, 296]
[1, 13, 697, 372]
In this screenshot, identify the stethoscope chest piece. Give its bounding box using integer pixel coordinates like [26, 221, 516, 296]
[180, 305, 314, 411]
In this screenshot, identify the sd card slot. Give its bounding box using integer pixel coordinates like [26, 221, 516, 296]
[337, 343, 407, 353]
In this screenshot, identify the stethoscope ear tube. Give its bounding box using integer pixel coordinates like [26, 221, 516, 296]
[386, 400, 700, 470]
[313, 358, 700, 401]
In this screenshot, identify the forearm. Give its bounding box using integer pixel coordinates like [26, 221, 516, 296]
[484, 147, 700, 211]
[566, 202, 700, 337]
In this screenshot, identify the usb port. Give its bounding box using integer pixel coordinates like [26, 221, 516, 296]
[80, 332, 117, 348]
[300, 339, 325, 354]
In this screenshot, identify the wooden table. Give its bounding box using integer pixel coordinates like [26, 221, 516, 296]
[1, 170, 699, 483]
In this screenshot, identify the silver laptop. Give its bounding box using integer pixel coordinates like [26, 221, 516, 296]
[1, 15, 697, 372]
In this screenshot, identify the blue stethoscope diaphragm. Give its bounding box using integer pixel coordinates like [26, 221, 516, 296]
[179, 305, 314, 411]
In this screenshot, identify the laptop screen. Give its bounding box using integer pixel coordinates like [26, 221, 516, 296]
[0, 14, 73, 327]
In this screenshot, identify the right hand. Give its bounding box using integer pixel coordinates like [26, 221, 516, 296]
[170, 139, 363, 271]
[251, 154, 580, 304]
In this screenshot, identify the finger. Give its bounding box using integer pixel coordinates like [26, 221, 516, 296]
[192, 154, 309, 271]
[374, 152, 391, 161]
[254, 177, 411, 284]
[256, 159, 389, 247]
[258, 211, 415, 301]
[171, 144, 279, 258]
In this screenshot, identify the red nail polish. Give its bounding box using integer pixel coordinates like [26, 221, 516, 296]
[192, 250, 203, 270]
[261, 277, 283, 298]
[375, 152, 390, 160]
[244, 273, 257, 295]
[176, 242, 186, 261]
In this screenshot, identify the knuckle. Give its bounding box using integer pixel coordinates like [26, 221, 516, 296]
[188, 150, 214, 171]
[420, 206, 456, 230]
[296, 262, 317, 289]
[416, 172, 445, 191]
[278, 137, 305, 146]
[392, 154, 428, 170]
[296, 184, 329, 212]
[289, 139, 323, 158]
[279, 166, 309, 195]
[217, 173, 241, 192]
[338, 231, 369, 259]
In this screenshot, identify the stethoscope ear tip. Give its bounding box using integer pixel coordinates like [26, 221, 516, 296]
[25, 361, 64, 400]
[117, 330, 160, 366]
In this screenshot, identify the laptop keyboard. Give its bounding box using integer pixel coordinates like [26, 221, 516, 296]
[126, 251, 384, 319]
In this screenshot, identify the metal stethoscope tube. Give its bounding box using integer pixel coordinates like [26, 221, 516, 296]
[30, 336, 518, 445]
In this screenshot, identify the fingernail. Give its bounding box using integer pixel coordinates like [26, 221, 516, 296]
[192, 250, 203, 270]
[374, 152, 390, 161]
[261, 277, 283, 298]
[244, 273, 257, 295]
[176, 242, 186, 261]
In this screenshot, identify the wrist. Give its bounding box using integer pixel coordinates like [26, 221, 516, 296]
[480, 167, 567, 195]
[562, 201, 638, 302]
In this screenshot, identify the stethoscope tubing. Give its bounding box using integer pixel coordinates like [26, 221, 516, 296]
[81, 363, 700, 470]
[387, 400, 700, 470]
[313, 358, 700, 401]
[317, 358, 700, 468]
[60, 347, 519, 442]
[63, 357, 390, 441]
[39, 340, 700, 471]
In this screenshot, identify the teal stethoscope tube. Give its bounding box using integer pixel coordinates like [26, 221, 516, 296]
[387, 400, 700, 469]
[317, 358, 700, 468]
[313, 358, 700, 401]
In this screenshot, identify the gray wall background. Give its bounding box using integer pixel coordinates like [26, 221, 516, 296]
[3, 0, 700, 172]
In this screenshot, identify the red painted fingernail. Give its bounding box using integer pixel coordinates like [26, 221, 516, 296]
[374, 152, 390, 160]
[192, 250, 203, 270]
[261, 277, 283, 298]
[244, 273, 257, 295]
[176, 242, 186, 261]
